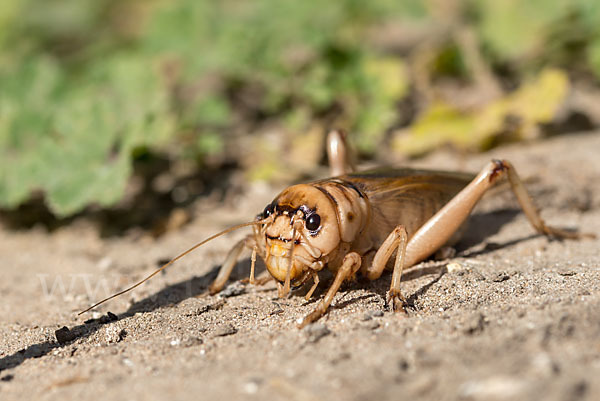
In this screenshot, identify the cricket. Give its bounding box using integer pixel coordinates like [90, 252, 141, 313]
[79, 130, 593, 327]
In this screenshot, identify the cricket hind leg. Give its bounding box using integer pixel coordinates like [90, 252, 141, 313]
[502, 160, 594, 239]
[403, 159, 593, 269]
[365, 159, 592, 314]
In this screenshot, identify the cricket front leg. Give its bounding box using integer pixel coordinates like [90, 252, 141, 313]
[209, 235, 254, 295]
[297, 252, 362, 328]
[404, 159, 593, 268]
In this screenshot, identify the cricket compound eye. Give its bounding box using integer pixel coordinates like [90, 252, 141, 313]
[306, 213, 321, 232]
[263, 203, 275, 218]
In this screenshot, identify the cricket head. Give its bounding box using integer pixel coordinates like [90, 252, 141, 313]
[258, 184, 342, 288]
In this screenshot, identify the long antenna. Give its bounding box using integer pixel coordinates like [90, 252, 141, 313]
[78, 218, 268, 315]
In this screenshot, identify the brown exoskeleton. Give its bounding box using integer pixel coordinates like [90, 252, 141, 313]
[80, 130, 593, 327]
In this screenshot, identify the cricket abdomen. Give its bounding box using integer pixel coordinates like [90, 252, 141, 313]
[340, 169, 473, 256]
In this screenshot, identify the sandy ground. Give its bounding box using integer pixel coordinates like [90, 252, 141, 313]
[1, 131, 599, 401]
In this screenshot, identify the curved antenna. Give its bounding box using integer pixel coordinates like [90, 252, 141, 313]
[78, 218, 270, 315]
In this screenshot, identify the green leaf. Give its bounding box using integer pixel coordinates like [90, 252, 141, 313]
[354, 56, 409, 153]
[589, 37, 600, 78]
[392, 102, 477, 156]
[476, 0, 570, 59]
[0, 53, 175, 216]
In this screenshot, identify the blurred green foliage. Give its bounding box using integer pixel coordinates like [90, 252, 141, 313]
[1, 0, 599, 216]
[393, 68, 570, 155]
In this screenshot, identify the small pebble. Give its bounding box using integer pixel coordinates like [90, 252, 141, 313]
[244, 381, 259, 395]
[99, 312, 119, 324]
[96, 257, 113, 271]
[1, 374, 14, 382]
[182, 337, 204, 347]
[219, 283, 246, 298]
[55, 326, 76, 344]
[105, 326, 127, 343]
[492, 272, 510, 282]
[213, 324, 237, 337]
[330, 352, 351, 364]
[558, 269, 576, 277]
[465, 313, 486, 335]
[304, 323, 331, 343]
[187, 305, 210, 316]
[270, 303, 284, 316]
[483, 242, 502, 251]
[369, 309, 384, 318]
[397, 358, 411, 372]
[156, 258, 172, 267]
[364, 321, 380, 330]
[460, 376, 528, 399]
[566, 380, 588, 400]
[86, 311, 119, 325]
[530, 352, 560, 377]
[472, 270, 486, 281]
[446, 262, 464, 273]
[243, 378, 262, 394]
